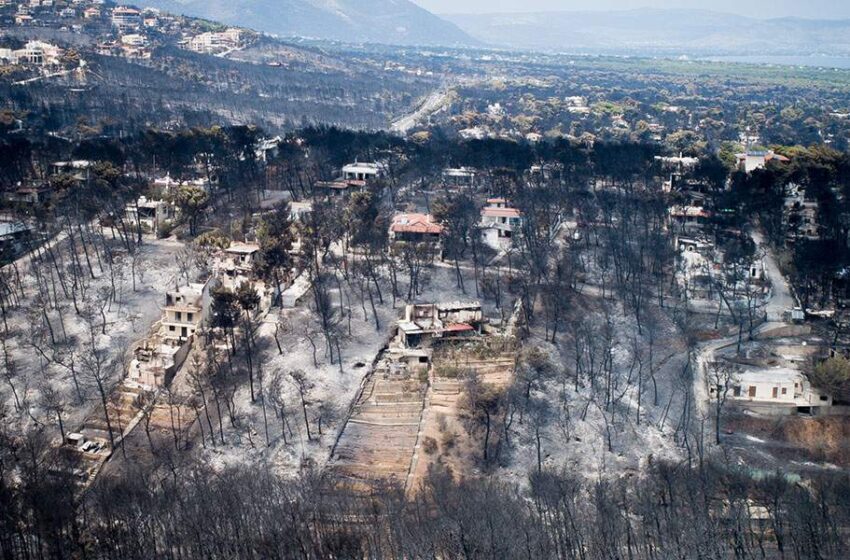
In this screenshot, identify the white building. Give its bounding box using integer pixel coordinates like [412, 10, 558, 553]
[736, 150, 790, 173]
[442, 167, 476, 188]
[187, 28, 242, 54]
[342, 161, 386, 182]
[111, 6, 141, 30]
[6, 41, 62, 66]
[479, 198, 523, 251]
[162, 284, 205, 346]
[125, 196, 174, 236]
[712, 367, 833, 414]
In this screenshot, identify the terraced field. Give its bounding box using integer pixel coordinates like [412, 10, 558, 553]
[408, 352, 517, 493]
[330, 363, 427, 490]
[329, 338, 518, 494]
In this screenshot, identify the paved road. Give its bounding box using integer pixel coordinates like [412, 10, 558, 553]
[751, 229, 797, 321]
[692, 228, 796, 419]
[390, 88, 450, 134]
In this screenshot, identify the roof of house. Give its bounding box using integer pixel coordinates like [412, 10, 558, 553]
[226, 242, 260, 255]
[669, 205, 711, 219]
[342, 162, 385, 174]
[736, 367, 802, 384]
[390, 213, 443, 235]
[315, 179, 365, 190]
[482, 207, 522, 219]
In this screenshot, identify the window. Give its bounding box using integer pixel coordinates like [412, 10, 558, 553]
[169, 326, 175, 332]
[187, 313, 193, 322]
[820, 395, 829, 401]
[176, 311, 182, 321]
[772, 387, 778, 399]
[748, 386, 757, 398]
[733, 386, 741, 397]
[781, 388, 787, 395]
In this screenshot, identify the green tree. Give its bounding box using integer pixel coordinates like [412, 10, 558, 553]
[174, 185, 209, 236]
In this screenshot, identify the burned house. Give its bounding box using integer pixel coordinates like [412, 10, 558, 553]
[213, 242, 260, 289]
[162, 283, 205, 346]
[396, 302, 484, 349]
[442, 167, 477, 189]
[125, 196, 174, 236]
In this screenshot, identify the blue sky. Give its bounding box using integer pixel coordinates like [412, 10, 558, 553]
[413, 0, 850, 18]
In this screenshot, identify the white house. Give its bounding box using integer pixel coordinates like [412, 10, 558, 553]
[712, 367, 833, 415]
[111, 6, 141, 30]
[479, 198, 523, 251]
[736, 150, 789, 173]
[125, 196, 174, 235]
[162, 283, 205, 346]
[342, 161, 386, 182]
[442, 167, 476, 188]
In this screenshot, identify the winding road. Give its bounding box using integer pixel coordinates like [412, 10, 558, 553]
[693, 229, 797, 418]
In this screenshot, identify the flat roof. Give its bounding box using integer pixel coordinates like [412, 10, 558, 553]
[736, 368, 802, 384]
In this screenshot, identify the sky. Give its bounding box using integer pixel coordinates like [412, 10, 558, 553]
[413, 0, 850, 18]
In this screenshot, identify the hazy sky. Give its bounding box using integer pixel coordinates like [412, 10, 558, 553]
[413, 0, 850, 18]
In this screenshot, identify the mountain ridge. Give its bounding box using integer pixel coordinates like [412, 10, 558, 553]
[443, 9, 850, 56]
[134, 0, 478, 46]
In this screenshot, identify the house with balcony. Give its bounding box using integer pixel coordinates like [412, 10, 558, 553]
[125, 196, 174, 236]
[342, 161, 386, 182]
[162, 283, 205, 346]
[442, 167, 476, 189]
[479, 198, 523, 251]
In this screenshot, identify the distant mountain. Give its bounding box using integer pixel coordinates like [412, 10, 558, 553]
[135, 0, 477, 47]
[444, 9, 850, 56]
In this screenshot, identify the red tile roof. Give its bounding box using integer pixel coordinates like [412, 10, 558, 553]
[482, 207, 522, 219]
[390, 213, 443, 235]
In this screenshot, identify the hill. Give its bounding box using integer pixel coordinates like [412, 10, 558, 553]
[445, 9, 850, 57]
[135, 0, 477, 46]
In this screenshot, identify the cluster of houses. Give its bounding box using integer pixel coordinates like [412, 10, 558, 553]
[185, 28, 243, 55]
[1, 1, 252, 62]
[310, 159, 526, 254]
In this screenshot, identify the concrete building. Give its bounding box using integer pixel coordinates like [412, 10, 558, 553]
[711, 366, 833, 415]
[736, 150, 790, 173]
[342, 161, 385, 182]
[314, 179, 365, 197]
[0, 222, 34, 262]
[3, 184, 52, 206]
[669, 205, 711, 231]
[187, 28, 242, 54]
[479, 198, 522, 251]
[442, 167, 476, 188]
[5, 41, 62, 66]
[396, 302, 484, 348]
[162, 283, 205, 346]
[125, 196, 174, 236]
[111, 6, 141, 30]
